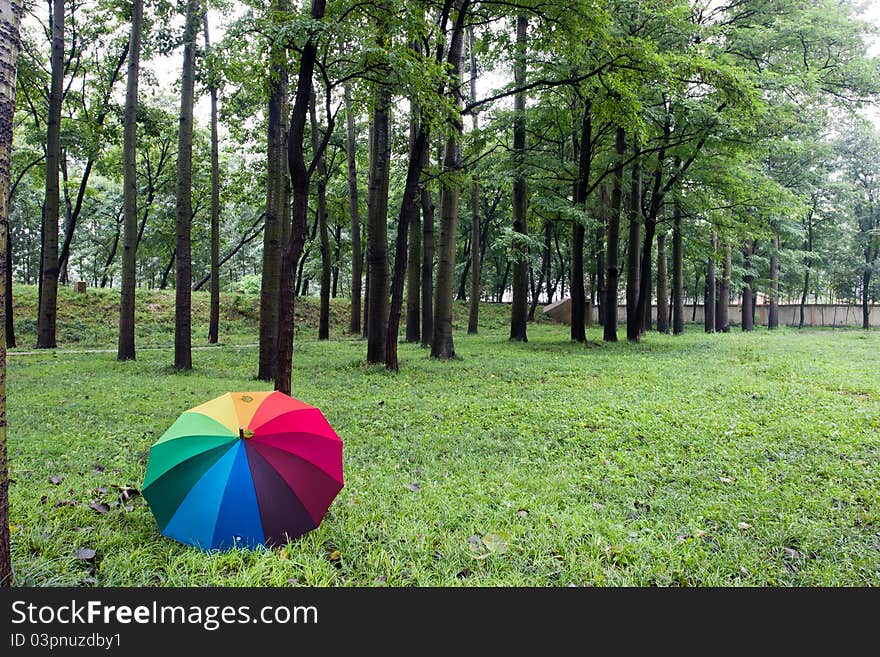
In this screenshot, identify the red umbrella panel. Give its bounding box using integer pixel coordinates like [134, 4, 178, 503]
[142, 391, 344, 550]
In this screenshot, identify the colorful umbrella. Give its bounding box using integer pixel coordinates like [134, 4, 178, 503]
[142, 391, 343, 550]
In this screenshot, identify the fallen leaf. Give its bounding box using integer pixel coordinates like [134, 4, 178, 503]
[516, 509, 529, 517]
[740, 566, 749, 576]
[694, 529, 708, 538]
[88, 502, 110, 515]
[719, 477, 734, 484]
[784, 547, 801, 560]
[482, 532, 510, 555]
[373, 576, 387, 585]
[75, 548, 96, 560]
[407, 483, 421, 492]
[738, 522, 753, 530]
[40, 495, 48, 505]
[328, 550, 341, 562]
[113, 485, 140, 502]
[92, 463, 106, 473]
[456, 568, 471, 579]
[49, 476, 63, 485]
[54, 500, 77, 508]
[287, 578, 300, 586]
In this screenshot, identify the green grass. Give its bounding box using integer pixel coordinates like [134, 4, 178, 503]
[7, 290, 880, 586]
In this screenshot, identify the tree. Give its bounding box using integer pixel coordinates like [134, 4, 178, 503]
[36, 0, 64, 349]
[258, 0, 289, 380]
[344, 83, 362, 335]
[466, 25, 479, 336]
[174, 0, 200, 371]
[509, 14, 528, 343]
[0, 0, 22, 588]
[603, 127, 624, 343]
[118, 0, 143, 361]
[672, 203, 684, 335]
[204, 11, 221, 344]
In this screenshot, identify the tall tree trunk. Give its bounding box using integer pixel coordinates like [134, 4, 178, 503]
[174, 0, 199, 371]
[705, 231, 716, 333]
[862, 269, 871, 330]
[603, 128, 625, 342]
[671, 204, 684, 335]
[625, 155, 641, 342]
[405, 99, 422, 342]
[467, 27, 480, 335]
[509, 14, 528, 342]
[331, 222, 341, 298]
[258, 0, 288, 379]
[571, 100, 591, 342]
[366, 76, 391, 363]
[275, 0, 326, 394]
[595, 186, 606, 326]
[37, 0, 64, 349]
[717, 243, 730, 332]
[385, 106, 428, 371]
[344, 84, 362, 335]
[741, 242, 754, 332]
[205, 12, 220, 344]
[634, 202, 657, 337]
[420, 166, 434, 347]
[656, 230, 669, 334]
[160, 249, 175, 289]
[311, 92, 330, 340]
[768, 232, 779, 329]
[0, 0, 23, 588]
[431, 1, 468, 359]
[4, 229, 13, 348]
[118, 0, 142, 360]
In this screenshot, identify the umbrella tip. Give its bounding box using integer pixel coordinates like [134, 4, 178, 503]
[239, 427, 254, 440]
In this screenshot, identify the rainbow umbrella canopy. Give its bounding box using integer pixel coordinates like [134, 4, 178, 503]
[142, 391, 343, 550]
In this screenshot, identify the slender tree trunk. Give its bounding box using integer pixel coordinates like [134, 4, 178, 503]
[173, 0, 199, 371]
[595, 186, 606, 326]
[717, 244, 730, 332]
[366, 77, 391, 363]
[431, 2, 468, 359]
[344, 84, 362, 335]
[671, 204, 684, 335]
[509, 13, 528, 342]
[275, 0, 326, 394]
[117, 0, 142, 360]
[420, 167, 434, 347]
[405, 98, 422, 342]
[656, 230, 669, 334]
[332, 222, 341, 298]
[258, 0, 288, 379]
[571, 100, 591, 342]
[768, 233, 779, 329]
[603, 128, 625, 342]
[311, 92, 331, 340]
[386, 108, 428, 370]
[467, 27, 480, 335]
[160, 250, 175, 289]
[4, 229, 13, 348]
[37, 0, 64, 349]
[625, 156, 641, 342]
[204, 13, 220, 344]
[0, 0, 23, 588]
[741, 242, 754, 332]
[634, 201, 657, 337]
[705, 231, 716, 333]
[862, 269, 871, 330]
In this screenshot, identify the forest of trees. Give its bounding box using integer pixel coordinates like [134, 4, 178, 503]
[2, 0, 880, 385]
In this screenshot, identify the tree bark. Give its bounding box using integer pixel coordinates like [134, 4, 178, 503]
[570, 100, 591, 342]
[258, 0, 288, 379]
[741, 242, 754, 332]
[625, 155, 641, 342]
[385, 107, 428, 371]
[705, 231, 716, 333]
[366, 77, 391, 363]
[529, 218, 550, 322]
[509, 14, 528, 342]
[431, 1, 468, 359]
[405, 103, 422, 342]
[595, 186, 606, 326]
[37, 0, 64, 349]
[603, 128, 625, 342]
[344, 84, 362, 335]
[420, 166, 434, 347]
[204, 13, 220, 344]
[717, 243, 730, 332]
[173, 0, 199, 371]
[656, 230, 669, 334]
[466, 27, 480, 335]
[118, 0, 142, 360]
[275, 0, 326, 395]
[671, 204, 684, 335]
[768, 232, 779, 329]
[0, 0, 23, 587]
[311, 92, 330, 340]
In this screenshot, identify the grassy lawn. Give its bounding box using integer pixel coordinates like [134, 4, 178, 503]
[7, 289, 880, 586]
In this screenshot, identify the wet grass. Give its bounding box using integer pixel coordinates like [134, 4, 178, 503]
[7, 295, 880, 586]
